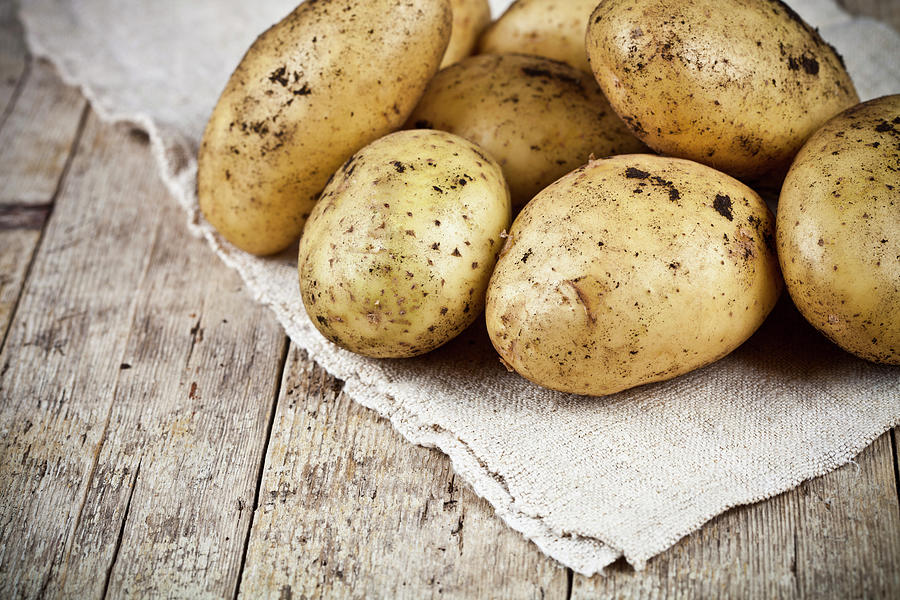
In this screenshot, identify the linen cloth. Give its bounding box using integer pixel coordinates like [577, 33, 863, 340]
[18, 0, 900, 573]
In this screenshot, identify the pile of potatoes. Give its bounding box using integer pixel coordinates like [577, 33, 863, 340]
[198, 0, 899, 396]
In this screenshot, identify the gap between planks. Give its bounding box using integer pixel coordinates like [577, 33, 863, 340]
[893, 430, 900, 520]
[99, 456, 142, 600]
[0, 59, 30, 133]
[232, 341, 291, 600]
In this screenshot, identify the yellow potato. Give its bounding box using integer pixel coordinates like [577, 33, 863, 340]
[406, 54, 646, 209]
[198, 0, 451, 255]
[586, 0, 859, 180]
[442, 0, 491, 68]
[299, 130, 511, 358]
[777, 95, 900, 364]
[486, 154, 782, 396]
[478, 0, 598, 73]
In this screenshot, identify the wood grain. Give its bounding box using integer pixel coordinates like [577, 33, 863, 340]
[0, 58, 86, 347]
[237, 346, 568, 600]
[0, 59, 87, 206]
[0, 0, 27, 122]
[0, 112, 166, 598]
[0, 102, 289, 597]
[572, 432, 900, 599]
[0, 228, 40, 344]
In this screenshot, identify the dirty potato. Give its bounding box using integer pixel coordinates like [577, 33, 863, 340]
[478, 0, 599, 73]
[198, 0, 452, 255]
[777, 95, 900, 364]
[486, 154, 782, 396]
[299, 130, 511, 358]
[407, 54, 645, 210]
[586, 0, 859, 180]
[442, 0, 491, 68]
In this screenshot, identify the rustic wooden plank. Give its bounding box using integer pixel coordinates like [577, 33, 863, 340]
[793, 433, 900, 597]
[93, 208, 286, 598]
[0, 55, 87, 347]
[0, 59, 87, 206]
[571, 432, 900, 599]
[895, 429, 900, 508]
[0, 55, 86, 347]
[838, 0, 900, 32]
[238, 346, 569, 600]
[0, 112, 173, 597]
[0, 107, 288, 597]
[0, 0, 28, 121]
[0, 228, 40, 344]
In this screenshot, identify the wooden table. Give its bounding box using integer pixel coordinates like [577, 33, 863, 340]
[1, 2, 898, 598]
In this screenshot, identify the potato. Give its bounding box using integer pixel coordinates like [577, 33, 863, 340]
[406, 54, 646, 210]
[442, 0, 491, 68]
[485, 154, 782, 396]
[777, 95, 900, 364]
[478, 0, 598, 73]
[586, 0, 859, 180]
[298, 130, 511, 358]
[198, 0, 451, 255]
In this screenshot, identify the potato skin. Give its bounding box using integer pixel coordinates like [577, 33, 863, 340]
[777, 95, 900, 365]
[586, 0, 859, 180]
[485, 154, 782, 396]
[406, 54, 645, 210]
[299, 130, 511, 358]
[198, 0, 451, 255]
[442, 0, 491, 68]
[478, 0, 599, 73]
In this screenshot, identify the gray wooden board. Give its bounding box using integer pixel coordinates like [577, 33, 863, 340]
[0, 0, 27, 123]
[0, 229, 40, 343]
[0, 58, 87, 345]
[237, 346, 569, 600]
[0, 111, 162, 597]
[0, 103, 288, 597]
[0, 59, 87, 207]
[72, 149, 287, 599]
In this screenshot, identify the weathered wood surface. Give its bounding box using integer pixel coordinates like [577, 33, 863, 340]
[0, 228, 39, 342]
[0, 60, 87, 207]
[237, 347, 568, 599]
[0, 110, 154, 597]
[0, 0, 27, 121]
[52, 130, 288, 599]
[0, 58, 87, 343]
[0, 92, 288, 599]
[0, 3, 898, 599]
